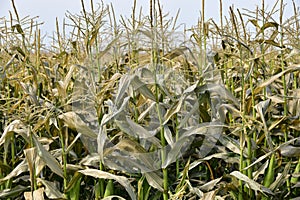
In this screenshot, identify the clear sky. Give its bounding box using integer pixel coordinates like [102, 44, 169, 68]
[0, 0, 297, 36]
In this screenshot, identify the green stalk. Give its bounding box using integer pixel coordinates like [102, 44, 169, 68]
[263, 154, 276, 186]
[155, 86, 168, 200]
[291, 157, 300, 184]
[262, 153, 276, 200]
[238, 147, 244, 200]
[150, 0, 168, 198]
[5, 136, 16, 190]
[59, 125, 68, 190]
[246, 135, 253, 197]
[69, 175, 82, 200]
[103, 179, 114, 197]
[97, 163, 105, 199]
[175, 114, 180, 177]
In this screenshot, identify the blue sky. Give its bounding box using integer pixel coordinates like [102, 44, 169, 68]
[0, 0, 296, 35]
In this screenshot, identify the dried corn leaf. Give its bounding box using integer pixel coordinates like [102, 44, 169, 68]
[199, 177, 222, 192]
[255, 99, 273, 149]
[163, 95, 185, 125]
[24, 188, 44, 200]
[79, 169, 136, 200]
[270, 161, 291, 191]
[230, 171, 274, 195]
[280, 145, 300, 157]
[0, 159, 28, 183]
[37, 178, 66, 199]
[0, 185, 29, 199]
[131, 76, 156, 101]
[201, 190, 217, 200]
[254, 65, 300, 95]
[0, 120, 28, 146]
[32, 134, 64, 178]
[58, 112, 97, 139]
[144, 171, 163, 192]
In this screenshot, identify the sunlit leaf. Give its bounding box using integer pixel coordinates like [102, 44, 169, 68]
[131, 76, 156, 101]
[79, 169, 136, 200]
[33, 134, 64, 178]
[0, 160, 28, 183]
[24, 188, 44, 200]
[58, 112, 97, 139]
[144, 172, 163, 192]
[230, 171, 274, 195]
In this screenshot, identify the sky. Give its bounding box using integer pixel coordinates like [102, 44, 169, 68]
[0, 0, 297, 36]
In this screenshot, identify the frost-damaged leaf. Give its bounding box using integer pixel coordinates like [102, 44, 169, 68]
[190, 153, 238, 170]
[101, 96, 131, 126]
[288, 89, 300, 116]
[164, 125, 174, 147]
[254, 65, 300, 94]
[186, 180, 203, 197]
[230, 171, 274, 195]
[24, 148, 38, 188]
[32, 134, 64, 178]
[80, 153, 100, 166]
[256, 22, 279, 36]
[201, 190, 217, 200]
[115, 74, 132, 107]
[163, 122, 224, 167]
[255, 99, 273, 149]
[19, 81, 39, 105]
[0, 185, 29, 199]
[138, 101, 156, 122]
[218, 134, 247, 157]
[144, 172, 163, 192]
[97, 72, 122, 106]
[115, 116, 161, 147]
[163, 95, 185, 125]
[199, 177, 222, 192]
[103, 137, 160, 172]
[242, 136, 300, 172]
[162, 136, 192, 168]
[253, 161, 269, 181]
[37, 178, 66, 199]
[183, 81, 199, 94]
[79, 169, 136, 200]
[270, 161, 291, 191]
[125, 116, 153, 139]
[58, 112, 97, 139]
[58, 64, 78, 100]
[280, 145, 300, 157]
[0, 159, 28, 183]
[24, 188, 44, 200]
[196, 83, 239, 106]
[178, 100, 199, 128]
[131, 76, 156, 101]
[0, 119, 28, 146]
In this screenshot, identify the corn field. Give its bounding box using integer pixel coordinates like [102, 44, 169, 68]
[0, 0, 300, 199]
